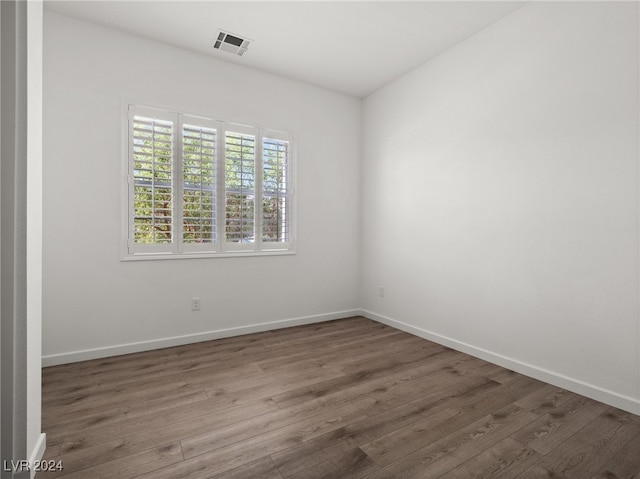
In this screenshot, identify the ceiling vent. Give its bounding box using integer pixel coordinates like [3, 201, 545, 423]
[213, 30, 252, 57]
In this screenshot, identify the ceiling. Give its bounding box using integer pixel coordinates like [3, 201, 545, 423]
[44, 1, 526, 98]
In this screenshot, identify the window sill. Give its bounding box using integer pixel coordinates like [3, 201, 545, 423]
[121, 249, 296, 262]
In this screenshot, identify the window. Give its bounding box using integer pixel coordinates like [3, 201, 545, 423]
[125, 105, 294, 258]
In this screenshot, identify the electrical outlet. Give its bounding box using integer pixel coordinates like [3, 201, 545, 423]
[378, 286, 385, 297]
[191, 297, 201, 311]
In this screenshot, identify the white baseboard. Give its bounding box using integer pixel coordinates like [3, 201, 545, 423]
[360, 309, 640, 416]
[42, 310, 361, 367]
[29, 433, 46, 479]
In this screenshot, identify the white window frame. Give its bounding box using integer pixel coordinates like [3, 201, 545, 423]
[122, 104, 296, 260]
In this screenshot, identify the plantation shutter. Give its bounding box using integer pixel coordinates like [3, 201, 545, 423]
[181, 117, 218, 251]
[128, 107, 176, 253]
[224, 125, 256, 250]
[125, 105, 295, 257]
[261, 133, 291, 249]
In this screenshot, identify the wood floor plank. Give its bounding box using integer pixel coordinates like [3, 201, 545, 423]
[436, 437, 540, 479]
[36, 438, 178, 478]
[362, 404, 538, 479]
[269, 401, 429, 478]
[35, 442, 183, 479]
[42, 362, 261, 407]
[407, 375, 503, 417]
[42, 444, 61, 460]
[256, 331, 434, 374]
[44, 399, 279, 478]
[511, 394, 609, 455]
[207, 456, 285, 479]
[517, 407, 640, 478]
[43, 319, 374, 394]
[269, 348, 466, 410]
[269, 438, 336, 478]
[590, 431, 640, 479]
[514, 384, 575, 416]
[359, 406, 464, 466]
[137, 399, 374, 479]
[43, 334, 264, 387]
[44, 390, 210, 445]
[181, 376, 411, 464]
[181, 395, 399, 460]
[41, 317, 640, 479]
[359, 376, 530, 469]
[59, 396, 279, 451]
[315, 447, 377, 479]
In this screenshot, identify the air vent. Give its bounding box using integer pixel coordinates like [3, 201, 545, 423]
[213, 30, 252, 57]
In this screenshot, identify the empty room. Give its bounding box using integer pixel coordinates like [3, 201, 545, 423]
[2, 0, 640, 478]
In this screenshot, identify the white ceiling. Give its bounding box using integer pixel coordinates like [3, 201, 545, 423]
[44, 1, 526, 98]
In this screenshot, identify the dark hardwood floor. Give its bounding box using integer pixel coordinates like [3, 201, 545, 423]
[40, 316, 640, 479]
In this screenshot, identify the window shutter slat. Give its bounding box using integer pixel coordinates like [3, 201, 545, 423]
[262, 137, 289, 243]
[225, 131, 255, 244]
[131, 115, 174, 246]
[182, 123, 217, 245]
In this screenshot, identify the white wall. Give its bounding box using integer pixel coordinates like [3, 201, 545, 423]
[42, 12, 361, 363]
[361, 2, 640, 413]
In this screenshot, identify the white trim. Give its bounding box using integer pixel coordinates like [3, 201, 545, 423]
[225, 122, 255, 137]
[360, 309, 640, 416]
[637, 0, 640, 425]
[120, 248, 296, 261]
[255, 129, 264, 249]
[121, 101, 131, 259]
[42, 310, 360, 367]
[28, 433, 46, 479]
[120, 97, 294, 138]
[216, 119, 225, 246]
[174, 112, 184, 253]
